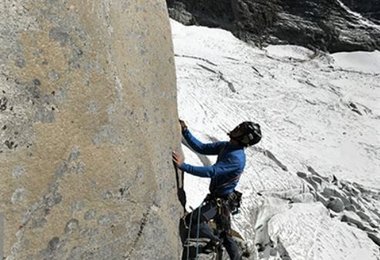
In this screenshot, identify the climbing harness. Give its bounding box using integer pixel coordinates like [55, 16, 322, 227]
[182, 191, 243, 259]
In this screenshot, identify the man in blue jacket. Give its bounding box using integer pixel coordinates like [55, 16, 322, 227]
[173, 119, 262, 260]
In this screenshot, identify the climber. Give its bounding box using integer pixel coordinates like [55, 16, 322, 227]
[172, 119, 262, 260]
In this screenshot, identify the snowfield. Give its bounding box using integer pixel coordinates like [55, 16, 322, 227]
[171, 19, 380, 260]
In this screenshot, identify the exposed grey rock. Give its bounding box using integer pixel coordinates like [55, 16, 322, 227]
[367, 232, 380, 247]
[341, 211, 366, 230]
[345, 204, 357, 212]
[356, 211, 371, 222]
[297, 172, 326, 192]
[322, 187, 339, 197]
[315, 193, 329, 207]
[349, 197, 363, 211]
[311, 176, 323, 186]
[340, 0, 380, 23]
[307, 176, 322, 192]
[327, 197, 344, 213]
[168, 1, 195, 25]
[167, 0, 380, 52]
[343, 184, 361, 196]
[296, 171, 307, 178]
[322, 187, 350, 207]
[306, 166, 330, 182]
[277, 239, 291, 260]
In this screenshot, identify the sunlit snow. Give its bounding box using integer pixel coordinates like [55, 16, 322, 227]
[171, 19, 380, 260]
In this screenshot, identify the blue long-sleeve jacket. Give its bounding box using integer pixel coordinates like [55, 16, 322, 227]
[179, 129, 246, 196]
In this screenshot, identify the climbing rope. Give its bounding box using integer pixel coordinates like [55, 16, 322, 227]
[184, 202, 204, 260]
[174, 166, 187, 212]
[186, 209, 194, 260]
[195, 203, 202, 259]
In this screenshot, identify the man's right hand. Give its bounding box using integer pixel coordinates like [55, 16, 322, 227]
[172, 151, 184, 167]
[179, 119, 187, 132]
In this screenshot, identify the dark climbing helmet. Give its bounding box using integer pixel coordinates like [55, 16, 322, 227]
[228, 121, 262, 147]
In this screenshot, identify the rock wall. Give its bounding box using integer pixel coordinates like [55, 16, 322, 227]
[0, 0, 182, 259]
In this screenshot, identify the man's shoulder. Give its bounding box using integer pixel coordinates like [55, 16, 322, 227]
[227, 149, 245, 163]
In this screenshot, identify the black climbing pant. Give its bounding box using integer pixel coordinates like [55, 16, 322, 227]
[222, 232, 241, 260]
[181, 200, 242, 260]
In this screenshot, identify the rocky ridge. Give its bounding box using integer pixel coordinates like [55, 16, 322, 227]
[167, 0, 380, 52]
[341, 0, 380, 23]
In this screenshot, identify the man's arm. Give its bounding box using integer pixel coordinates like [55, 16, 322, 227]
[178, 159, 241, 178]
[183, 129, 226, 155]
[179, 119, 225, 155]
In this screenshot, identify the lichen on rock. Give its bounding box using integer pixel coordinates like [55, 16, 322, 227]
[1, 0, 182, 259]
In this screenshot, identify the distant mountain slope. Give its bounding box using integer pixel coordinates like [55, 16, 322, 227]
[340, 0, 380, 23]
[167, 0, 380, 52]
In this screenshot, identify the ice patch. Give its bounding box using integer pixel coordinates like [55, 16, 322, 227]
[332, 51, 380, 74]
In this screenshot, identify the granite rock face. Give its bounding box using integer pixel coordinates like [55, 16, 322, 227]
[0, 0, 182, 259]
[167, 0, 380, 52]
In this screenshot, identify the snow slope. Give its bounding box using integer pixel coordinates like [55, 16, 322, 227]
[171, 19, 380, 259]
